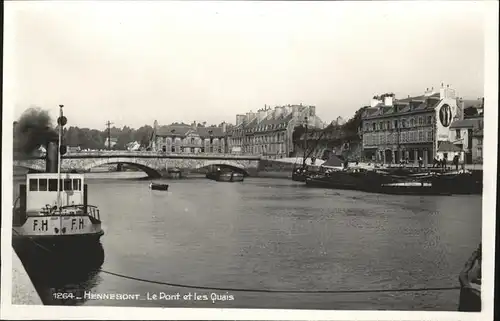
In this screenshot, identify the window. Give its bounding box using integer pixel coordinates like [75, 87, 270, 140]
[394, 120, 398, 128]
[39, 179, 48, 191]
[419, 132, 423, 141]
[48, 179, 58, 191]
[73, 179, 81, 191]
[29, 179, 38, 191]
[171, 147, 175, 153]
[427, 115, 432, 124]
[63, 179, 72, 191]
[372, 123, 376, 131]
[456, 129, 461, 139]
[418, 117, 423, 126]
[191, 138, 195, 144]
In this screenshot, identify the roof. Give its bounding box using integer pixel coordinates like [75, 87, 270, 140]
[437, 141, 462, 152]
[449, 118, 482, 129]
[321, 154, 344, 168]
[156, 124, 224, 137]
[459, 99, 483, 109]
[362, 93, 441, 119]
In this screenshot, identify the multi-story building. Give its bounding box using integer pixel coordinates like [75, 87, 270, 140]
[227, 104, 324, 158]
[150, 121, 227, 153]
[445, 100, 484, 164]
[361, 84, 462, 165]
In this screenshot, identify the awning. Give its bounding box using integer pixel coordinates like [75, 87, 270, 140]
[437, 141, 462, 152]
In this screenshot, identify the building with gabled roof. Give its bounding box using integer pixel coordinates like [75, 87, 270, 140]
[361, 83, 462, 165]
[227, 104, 324, 158]
[150, 121, 227, 154]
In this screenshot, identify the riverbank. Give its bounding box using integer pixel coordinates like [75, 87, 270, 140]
[11, 248, 43, 305]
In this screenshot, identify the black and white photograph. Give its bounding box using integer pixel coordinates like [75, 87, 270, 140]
[1, 1, 498, 320]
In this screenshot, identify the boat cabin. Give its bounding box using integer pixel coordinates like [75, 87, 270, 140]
[25, 173, 85, 214]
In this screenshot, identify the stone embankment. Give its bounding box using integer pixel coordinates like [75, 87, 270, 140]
[11, 249, 42, 305]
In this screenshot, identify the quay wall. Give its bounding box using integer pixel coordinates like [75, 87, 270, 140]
[256, 159, 322, 178]
[11, 249, 42, 305]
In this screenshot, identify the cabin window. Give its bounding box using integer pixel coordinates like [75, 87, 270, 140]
[73, 179, 81, 191]
[48, 179, 58, 191]
[63, 179, 73, 191]
[29, 179, 38, 191]
[39, 179, 48, 191]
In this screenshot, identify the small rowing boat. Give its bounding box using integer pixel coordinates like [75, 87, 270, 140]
[149, 183, 169, 191]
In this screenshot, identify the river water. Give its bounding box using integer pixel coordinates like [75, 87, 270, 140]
[13, 172, 482, 310]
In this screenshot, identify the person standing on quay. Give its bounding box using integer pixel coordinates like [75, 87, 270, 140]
[453, 154, 460, 171]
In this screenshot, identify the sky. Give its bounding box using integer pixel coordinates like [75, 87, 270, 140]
[5, 1, 486, 130]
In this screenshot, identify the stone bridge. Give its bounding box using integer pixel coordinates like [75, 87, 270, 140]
[13, 151, 262, 178]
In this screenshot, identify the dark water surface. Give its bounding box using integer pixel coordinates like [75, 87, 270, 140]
[14, 173, 482, 310]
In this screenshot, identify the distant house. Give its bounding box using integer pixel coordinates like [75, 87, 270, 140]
[447, 116, 484, 164]
[126, 141, 141, 151]
[104, 137, 118, 148]
[150, 121, 227, 153]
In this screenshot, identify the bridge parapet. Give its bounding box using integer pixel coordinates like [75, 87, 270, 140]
[19, 151, 262, 160]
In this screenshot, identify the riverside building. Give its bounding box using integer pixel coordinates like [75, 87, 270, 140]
[227, 104, 324, 158]
[361, 84, 463, 165]
[150, 121, 227, 153]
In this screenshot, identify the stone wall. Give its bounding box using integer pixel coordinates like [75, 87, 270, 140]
[14, 156, 260, 177]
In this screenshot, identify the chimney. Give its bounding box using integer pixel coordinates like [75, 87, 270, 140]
[370, 98, 381, 107]
[308, 106, 316, 117]
[45, 139, 59, 173]
[257, 109, 266, 122]
[274, 106, 283, 118]
[384, 96, 393, 106]
[236, 114, 246, 126]
[221, 122, 227, 133]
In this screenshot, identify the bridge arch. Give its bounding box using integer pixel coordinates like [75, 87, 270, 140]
[83, 158, 162, 178]
[194, 160, 249, 176]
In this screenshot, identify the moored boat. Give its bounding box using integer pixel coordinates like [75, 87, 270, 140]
[149, 182, 169, 191]
[206, 168, 244, 182]
[458, 243, 481, 311]
[12, 105, 105, 269]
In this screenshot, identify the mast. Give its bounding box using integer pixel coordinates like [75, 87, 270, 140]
[57, 105, 63, 210]
[302, 116, 308, 168]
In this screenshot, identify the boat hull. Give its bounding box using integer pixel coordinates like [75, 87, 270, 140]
[304, 171, 458, 196]
[458, 244, 481, 311]
[150, 184, 169, 191]
[206, 172, 244, 182]
[13, 231, 105, 271]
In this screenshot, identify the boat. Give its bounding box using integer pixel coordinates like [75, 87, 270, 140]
[166, 167, 182, 179]
[206, 168, 244, 182]
[149, 182, 169, 191]
[458, 243, 481, 311]
[12, 105, 104, 269]
[305, 167, 456, 196]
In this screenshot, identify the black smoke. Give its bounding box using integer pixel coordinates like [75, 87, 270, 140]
[14, 107, 58, 157]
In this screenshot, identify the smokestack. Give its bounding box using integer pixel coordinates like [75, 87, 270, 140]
[45, 140, 59, 173]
